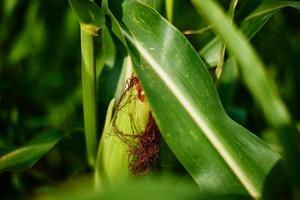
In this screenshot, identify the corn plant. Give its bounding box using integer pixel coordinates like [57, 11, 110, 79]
[1, 0, 300, 199]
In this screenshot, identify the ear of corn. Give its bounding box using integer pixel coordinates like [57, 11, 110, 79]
[95, 79, 150, 187]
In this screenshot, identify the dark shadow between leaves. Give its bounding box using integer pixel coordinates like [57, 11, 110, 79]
[108, 0, 124, 21]
[262, 160, 292, 200]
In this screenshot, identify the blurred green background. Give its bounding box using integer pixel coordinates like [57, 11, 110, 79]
[0, 0, 300, 199]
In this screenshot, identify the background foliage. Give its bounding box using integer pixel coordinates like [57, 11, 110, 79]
[0, 0, 300, 199]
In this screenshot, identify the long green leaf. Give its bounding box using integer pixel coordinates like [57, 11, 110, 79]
[0, 130, 63, 173]
[241, 0, 300, 41]
[108, 0, 281, 198]
[191, 0, 300, 198]
[245, 1, 300, 20]
[200, 0, 300, 67]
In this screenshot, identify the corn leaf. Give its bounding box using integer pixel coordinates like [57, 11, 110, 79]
[0, 130, 63, 173]
[192, 0, 300, 198]
[107, 0, 282, 198]
[200, 0, 300, 67]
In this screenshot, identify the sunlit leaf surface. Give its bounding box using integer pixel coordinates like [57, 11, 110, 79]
[107, 0, 282, 198]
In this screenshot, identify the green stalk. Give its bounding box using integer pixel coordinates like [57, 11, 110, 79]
[81, 28, 97, 167]
[165, 0, 174, 23]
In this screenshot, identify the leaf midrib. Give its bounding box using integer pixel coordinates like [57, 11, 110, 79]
[122, 29, 259, 198]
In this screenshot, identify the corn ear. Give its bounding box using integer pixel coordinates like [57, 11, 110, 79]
[95, 83, 150, 187]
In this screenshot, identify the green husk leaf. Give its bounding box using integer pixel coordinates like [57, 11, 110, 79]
[96, 82, 150, 185]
